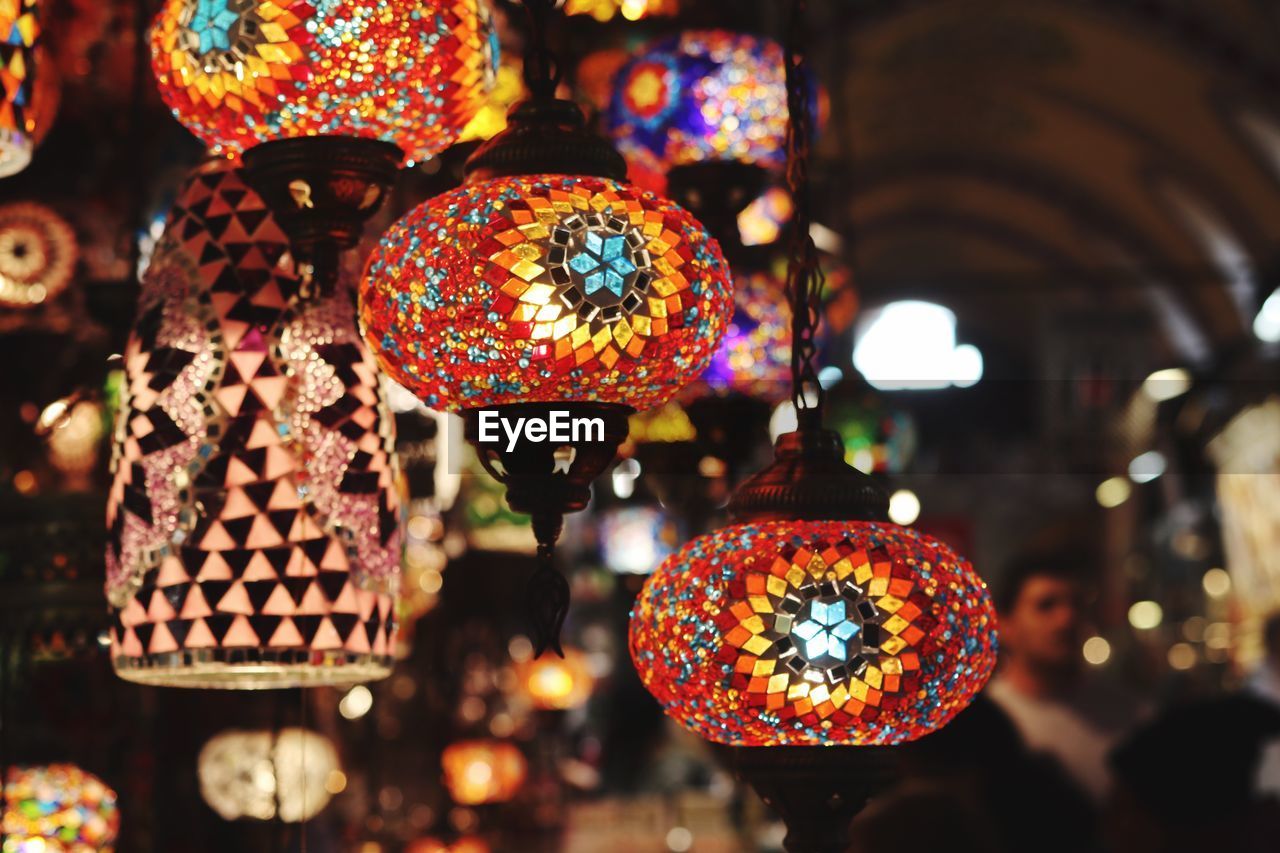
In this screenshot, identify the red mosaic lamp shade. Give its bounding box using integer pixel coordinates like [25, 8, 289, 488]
[105, 162, 402, 688]
[150, 0, 498, 162]
[629, 518, 997, 746]
[1, 0, 57, 177]
[360, 173, 732, 412]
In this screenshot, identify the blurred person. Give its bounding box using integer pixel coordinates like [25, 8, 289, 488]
[848, 696, 1100, 853]
[1106, 695, 1280, 853]
[986, 551, 1141, 801]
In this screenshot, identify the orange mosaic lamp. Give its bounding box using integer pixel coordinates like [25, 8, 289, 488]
[360, 0, 732, 655]
[1, 0, 56, 177]
[149, 0, 496, 162]
[106, 162, 401, 688]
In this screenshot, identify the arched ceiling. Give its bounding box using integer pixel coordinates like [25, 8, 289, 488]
[810, 0, 1280, 368]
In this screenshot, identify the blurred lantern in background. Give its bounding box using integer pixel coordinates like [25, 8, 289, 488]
[606, 32, 811, 192]
[105, 163, 401, 688]
[0, 0, 57, 178]
[149, 0, 497, 161]
[198, 728, 339, 822]
[770, 391, 918, 475]
[406, 837, 491, 853]
[598, 505, 679, 575]
[0, 202, 76, 310]
[515, 645, 594, 711]
[563, 0, 678, 23]
[574, 49, 631, 118]
[360, 0, 733, 654]
[737, 187, 793, 248]
[692, 270, 791, 403]
[2, 764, 120, 852]
[441, 740, 527, 806]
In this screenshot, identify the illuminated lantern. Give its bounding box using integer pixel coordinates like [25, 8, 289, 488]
[695, 270, 791, 402]
[0, 0, 57, 177]
[607, 32, 803, 185]
[406, 837, 490, 853]
[106, 163, 401, 689]
[198, 728, 339, 821]
[2, 764, 120, 851]
[0, 202, 77, 310]
[361, 7, 732, 653]
[630, 8, 996, 848]
[441, 740, 527, 806]
[563, 0, 677, 23]
[516, 645, 593, 710]
[149, 0, 496, 162]
[151, 0, 499, 285]
[738, 186, 793, 248]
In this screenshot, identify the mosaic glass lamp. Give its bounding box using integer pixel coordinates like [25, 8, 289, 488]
[0, 201, 77, 310]
[0, 0, 56, 178]
[360, 0, 732, 654]
[151, 0, 499, 283]
[105, 162, 401, 689]
[2, 764, 120, 852]
[441, 740, 527, 806]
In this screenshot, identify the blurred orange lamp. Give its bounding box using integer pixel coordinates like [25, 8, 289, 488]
[517, 646, 593, 711]
[441, 740, 527, 806]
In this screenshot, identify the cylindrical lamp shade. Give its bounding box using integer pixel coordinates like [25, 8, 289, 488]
[694, 270, 790, 402]
[441, 740, 527, 805]
[198, 728, 338, 822]
[630, 520, 997, 746]
[606, 32, 798, 181]
[106, 163, 401, 688]
[0, 0, 55, 177]
[361, 174, 732, 412]
[0, 202, 77, 310]
[150, 0, 497, 161]
[3, 764, 120, 852]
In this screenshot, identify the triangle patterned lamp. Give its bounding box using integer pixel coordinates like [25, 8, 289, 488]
[106, 162, 402, 688]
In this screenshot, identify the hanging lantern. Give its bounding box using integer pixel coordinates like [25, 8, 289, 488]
[563, 0, 677, 23]
[151, 0, 500, 284]
[694, 270, 791, 403]
[2, 764, 121, 851]
[198, 728, 339, 822]
[630, 5, 996, 850]
[150, 0, 496, 162]
[441, 739, 527, 805]
[0, 0, 56, 178]
[361, 0, 732, 655]
[106, 162, 401, 689]
[606, 31, 806, 190]
[0, 202, 77, 310]
[515, 644, 593, 710]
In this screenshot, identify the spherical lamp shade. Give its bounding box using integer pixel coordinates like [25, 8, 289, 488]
[2, 764, 121, 851]
[606, 31, 799, 183]
[198, 728, 338, 822]
[150, 0, 497, 160]
[106, 162, 402, 688]
[361, 173, 732, 413]
[441, 740, 527, 806]
[0, 202, 77, 310]
[694, 270, 790, 402]
[630, 519, 997, 746]
[0, 0, 56, 177]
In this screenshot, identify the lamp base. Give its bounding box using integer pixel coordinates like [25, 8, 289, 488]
[715, 744, 900, 853]
[240, 135, 402, 283]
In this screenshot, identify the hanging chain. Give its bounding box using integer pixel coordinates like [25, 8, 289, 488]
[521, 0, 564, 101]
[785, 0, 827, 424]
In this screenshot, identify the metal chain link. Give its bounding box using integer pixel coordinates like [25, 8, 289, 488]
[785, 0, 827, 424]
[521, 0, 565, 101]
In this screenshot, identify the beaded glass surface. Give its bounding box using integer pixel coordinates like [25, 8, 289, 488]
[630, 520, 997, 746]
[606, 31, 794, 179]
[150, 0, 498, 161]
[105, 163, 402, 689]
[361, 174, 732, 412]
[2, 764, 120, 852]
